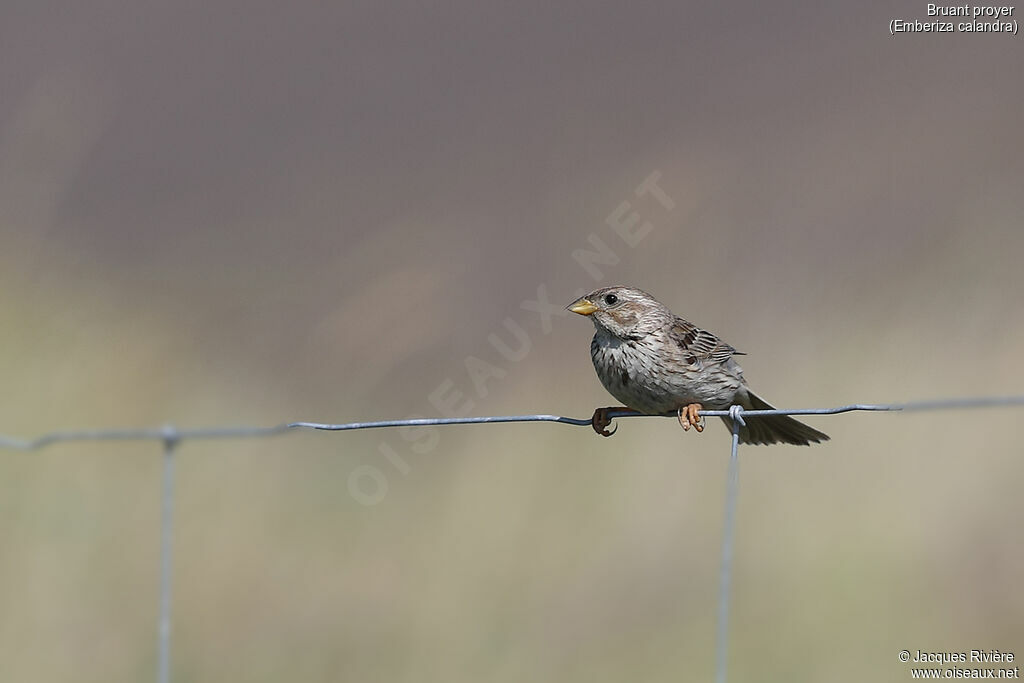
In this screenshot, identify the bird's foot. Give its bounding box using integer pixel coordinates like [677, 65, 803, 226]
[591, 407, 635, 437]
[677, 403, 705, 432]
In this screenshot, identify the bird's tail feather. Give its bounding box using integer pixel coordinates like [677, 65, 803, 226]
[718, 391, 829, 446]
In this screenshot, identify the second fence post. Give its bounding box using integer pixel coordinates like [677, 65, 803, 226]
[715, 407, 744, 683]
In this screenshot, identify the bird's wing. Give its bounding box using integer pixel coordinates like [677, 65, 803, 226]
[668, 318, 741, 364]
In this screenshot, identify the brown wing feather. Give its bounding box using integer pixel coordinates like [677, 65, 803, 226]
[668, 318, 740, 364]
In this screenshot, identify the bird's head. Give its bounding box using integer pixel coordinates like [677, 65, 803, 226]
[567, 286, 670, 339]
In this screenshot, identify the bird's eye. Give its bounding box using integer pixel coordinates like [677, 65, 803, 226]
[604, 293, 618, 305]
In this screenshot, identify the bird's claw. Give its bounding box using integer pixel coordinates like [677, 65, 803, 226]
[591, 407, 618, 437]
[677, 403, 705, 433]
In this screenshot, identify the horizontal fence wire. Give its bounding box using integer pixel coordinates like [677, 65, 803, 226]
[2, 392, 1023, 683]
[2, 394, 1023, 450]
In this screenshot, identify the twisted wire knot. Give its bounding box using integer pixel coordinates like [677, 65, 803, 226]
[728, 404, 746, 427]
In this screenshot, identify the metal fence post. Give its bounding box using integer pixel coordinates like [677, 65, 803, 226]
[158, 427, 178, 683]
[715, 406, 744, 683]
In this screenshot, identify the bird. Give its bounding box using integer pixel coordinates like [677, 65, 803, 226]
[567, 286, 828, 446]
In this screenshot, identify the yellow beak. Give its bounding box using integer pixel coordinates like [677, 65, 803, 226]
[568, 298, 599, 316]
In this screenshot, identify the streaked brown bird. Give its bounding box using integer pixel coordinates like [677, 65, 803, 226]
[568, 286, 829, 446]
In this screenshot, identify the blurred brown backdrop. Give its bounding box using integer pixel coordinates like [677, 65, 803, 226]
[1, 2, 1022, 681]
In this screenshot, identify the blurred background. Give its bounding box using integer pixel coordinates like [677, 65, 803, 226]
[1, 2, 1022, 681]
